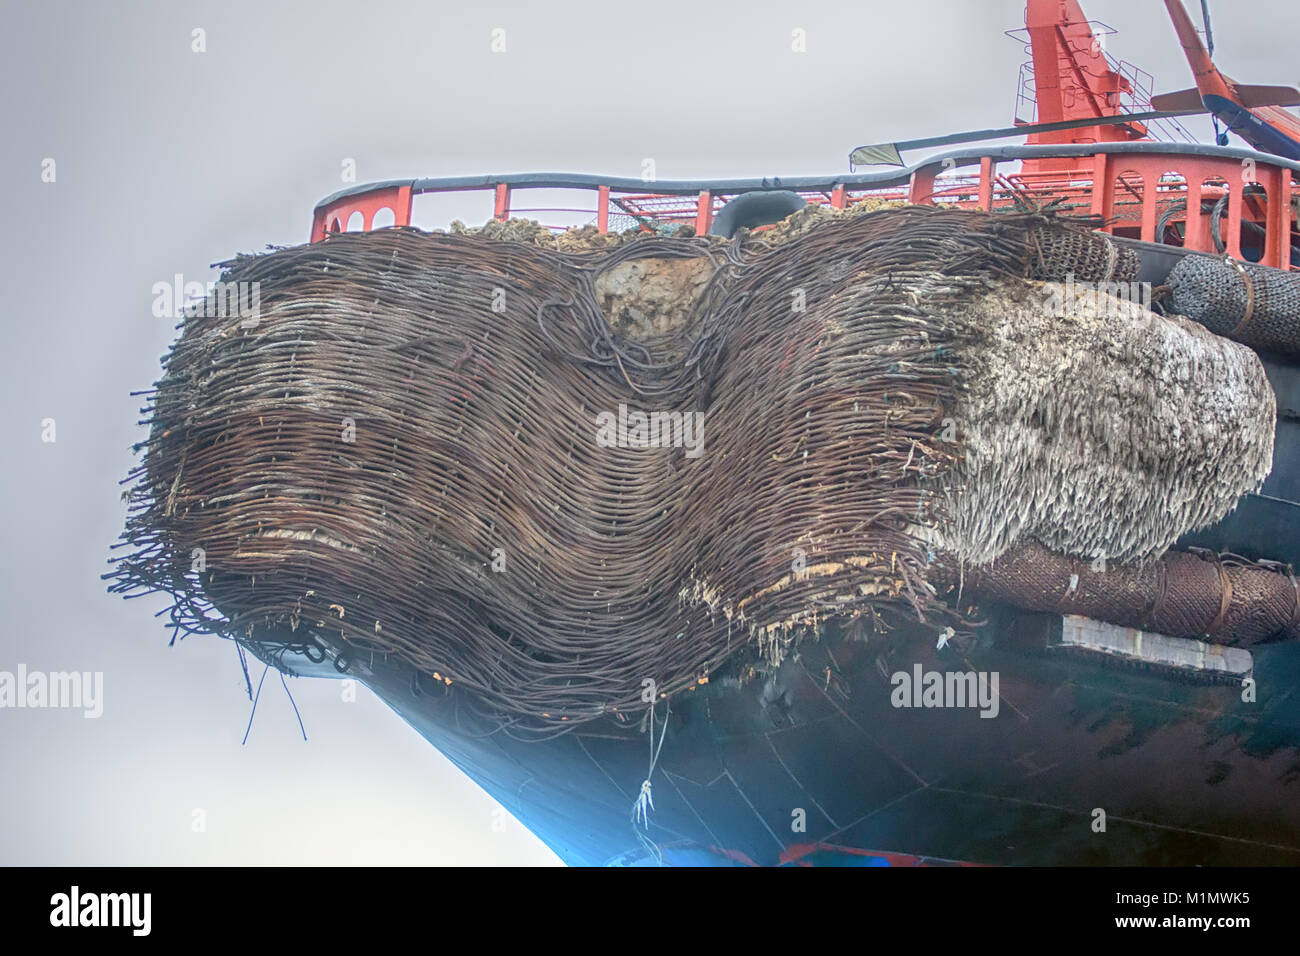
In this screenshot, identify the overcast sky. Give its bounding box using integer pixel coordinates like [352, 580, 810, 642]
[1, 0, 1295, 865]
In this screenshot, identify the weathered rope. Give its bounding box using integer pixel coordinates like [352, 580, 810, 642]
[105, 206, 1279, 735]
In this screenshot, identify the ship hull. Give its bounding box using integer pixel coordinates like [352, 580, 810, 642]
[344, 619, 1300, 866]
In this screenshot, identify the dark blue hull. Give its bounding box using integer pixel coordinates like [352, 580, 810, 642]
[353, 618, 1300, 866]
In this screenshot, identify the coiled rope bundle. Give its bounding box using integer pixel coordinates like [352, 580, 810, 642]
[108, 207, 1275, 735]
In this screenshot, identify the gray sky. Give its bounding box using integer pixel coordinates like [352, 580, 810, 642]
[1, 0, 1295, 865]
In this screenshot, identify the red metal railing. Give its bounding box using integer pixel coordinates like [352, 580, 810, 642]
[310, 145, 1299, 269]
[311, 183, 412, 241]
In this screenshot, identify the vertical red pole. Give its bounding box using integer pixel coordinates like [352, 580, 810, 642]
[1138, 162, 1156, 243]
[395, 184, 413, 228]
[597, 185, 610, 234]
[1226, 175, 1245, 260]
[978, 156, 994, 211]
[494, 183, 511, 221]
[830, 184, 846, 210]
[695, 191, 712, 235]
[1089, 153, 1109, 226]
[1185, 176, 1204, 251]
[1270, 167, 1293, 270]
[1282, 171, 1295, 272]
[909, 167, 937, 205]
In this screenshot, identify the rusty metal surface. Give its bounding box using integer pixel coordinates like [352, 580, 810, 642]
[106, 208, 1059, 736]
[106, 205, 1291, 739]
[944, 542, 1300, 646]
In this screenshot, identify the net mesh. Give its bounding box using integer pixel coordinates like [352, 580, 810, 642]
[1168, 253, 1300, 357]
[106, 207, 1285, 735]
[942, 542, 1299, 646]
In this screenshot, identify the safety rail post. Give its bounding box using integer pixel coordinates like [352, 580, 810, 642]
[597, 185, 610, 233]
[1140, 166, 1158, 243]
[1226, 172, 1245, 260]
[394, 184, 413, 229]
[1090, 153, 1111, 227]
[1268, 167, 1294, 270]
[830, 184, 846, 210]
[494, 183, 512, 221]
[978, 156, 994, 210]
[1185, 175, 1205, 252]
[909, 166, 937, 205]
[695, 191, 712, 235]
[1283, 171, 1295, 272]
